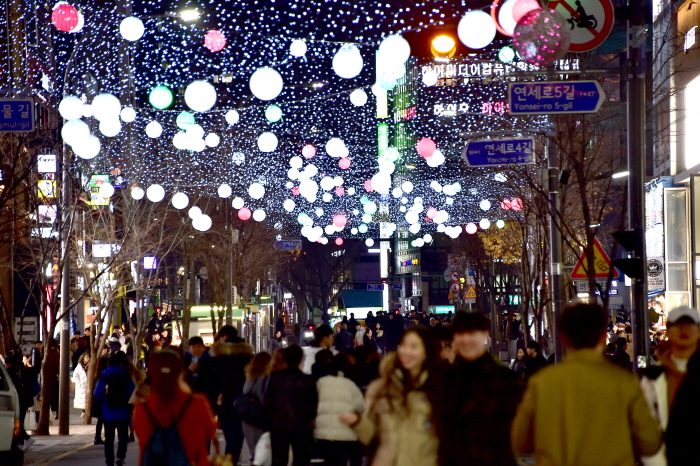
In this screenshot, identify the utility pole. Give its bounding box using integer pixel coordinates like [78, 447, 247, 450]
[626, 0, 650, 370]
[547, 129, 565, 363]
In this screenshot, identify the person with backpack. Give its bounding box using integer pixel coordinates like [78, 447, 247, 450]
[94, 352, 135, 466]
[133, 349, 219, 466]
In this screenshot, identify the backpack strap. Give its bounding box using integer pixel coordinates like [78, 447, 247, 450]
[141, 396, 194, 429]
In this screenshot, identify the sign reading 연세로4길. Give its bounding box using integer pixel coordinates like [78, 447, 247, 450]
[0, 98, 34, 132]
[462, 138, 535, 167]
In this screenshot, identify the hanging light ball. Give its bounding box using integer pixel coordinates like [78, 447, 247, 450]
[73, 134, 101, 159]
[184, 80, 217, 112]
[480, 199, 492, 211]
[52, 3, 79, 32]
[480, 218, 492, 230]
[188, 206, 202, 219]
[325, 138, 347, 158]
[497, 0, 520, 35]
[458, 10, 497, 49]
[231, 197, 245, 209]
[335, 237, 344, 246]
[378, 34, 411, 64]
[466, 223, 478, 234]
[238, 208, 252, 221]
[290, 39, 308, 57]
[217, 184, 232, 198]
[130, 186, 145, 200]
[248, 183, 265, 200]
[58, 95, 84, 120]
[91, 93, 121, 122]
[225, 109, 239, 125]
[302, 144, 316, 159]
[332, 44, 364, 79]
[249, 67, 284, 101]
[176, 111, 196, 130]
[253, 209, 266, 222]
[422, 70, 438, 86]
[339, 157, 351, 170]
[149, 86, 174, 110]
[333, 214, 347, 228]
[265, 104, 283, 122]
[426, 149, 446, 167]
[120, 106, 136, 123]
[350, 89, 368, 106]
[119, 16, 145, 41]
[172, 192, 189, 209]
[416, 138, 437, 158]
[99, 119, 122, 137]
[193, 214, 212, 232]
[146, 184, 165, 202]
[99, 183, 115, 199]
[173, 132, 188, 150]
[205, 133, 220, 147]
[496, 219, 506, 228]
[257, 132, 278, 152]
[512, 0, 542, 23]
[61, 119, 89, 145]
[204, 30, 226, 52]
[512, 8, 570, 67]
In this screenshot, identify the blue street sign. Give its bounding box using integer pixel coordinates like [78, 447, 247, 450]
[392, 283, 402, 290]
[462, 138, 535, 167]
[367, 284, 384, 291]
[0, 99, 34, 132]
[507, 81, 606, 115]
[275, 239, 302, 251]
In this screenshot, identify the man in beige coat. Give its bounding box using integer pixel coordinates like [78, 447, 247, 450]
[511, 303, 662, 466]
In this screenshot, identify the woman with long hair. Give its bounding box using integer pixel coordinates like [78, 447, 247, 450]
[133, 349, 219, 466]
[269, 348, 287, 373]
[340, 326, 445, 466]
[72, 351, 90, 416]
[242, 352, 272, 463]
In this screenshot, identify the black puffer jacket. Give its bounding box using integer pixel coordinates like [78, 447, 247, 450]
[438, 353, 524, 466]
[263, 366, 318, 432]
[198, 339, 253, 416]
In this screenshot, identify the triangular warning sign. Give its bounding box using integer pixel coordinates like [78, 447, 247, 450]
[570, 238, 619, 279]
[464, 284, 477, 299]
[448, 288, 454, 300]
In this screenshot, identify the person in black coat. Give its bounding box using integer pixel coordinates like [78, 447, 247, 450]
[607, 337, 632, 372]
[263, 344, 318, 466]
[198, 326, 253, 466]
[438, 312, 524, 466]
[666, 350, 700, 466]
[335, 323, 354, 354]
[524, 340, 550, 380]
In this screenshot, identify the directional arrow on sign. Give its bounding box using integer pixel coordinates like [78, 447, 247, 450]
[508, 81, 606, 115]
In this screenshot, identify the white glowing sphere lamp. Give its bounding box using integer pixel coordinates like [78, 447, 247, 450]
[172, 192, 189, 209]
[249, 67, 284, 101]
[119, 16, 145, 41]
[458, 10, 497, 49]
[258, 132, 278, 152]
[332, 44, 363, 79]
[131, 187, 145, 200]
[290, 39, 307, 57]
[217, 184, 232, 198]
[146, 184, 165, 202]
[59, 96, 84, 121]
[184, 80, 217, 112]
[248, 183, 265, 200]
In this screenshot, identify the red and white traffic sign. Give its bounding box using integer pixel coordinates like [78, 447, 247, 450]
[547, 0, 615, 52]
[450, 282, 461, 293]
[450, 271, 460, 282]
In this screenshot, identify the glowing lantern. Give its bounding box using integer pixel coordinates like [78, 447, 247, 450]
[59, 96, 83, 120]
[231, 197, 244, 209]
[325, 138, 346, 158]
[335, 187, 345, 196]
[61, 120, 89, 145]
[257, 132, 278, 152]
[333, 214, 347, 228]
[131, 187, 145, 200]
[364, 180, 374, 192]
[205, 133, 220, 147]
[52, 3, 79, 32]
[204, 30, 226, 52]
[217, 184, 232, 198]
[496, 219, 506, 228]
[416, 138, 436, 158]
[350, 89, 368, 106]
[511, 198, 523, 210]
[172, 192, 189, 209]
[73, 134, 101, 159]
[119, 16, 145, 41]
[192, 214, 212, 232]
[378, 34, 411, 65]
[249, 67, 284, 101]
[358, 224, 368, 234]
[92, 93, 121, 122]
[332, 44, 363, 79]
[339, 157, 351, 169]
[480, 200, 492, 211]
[513, 8, 570, 67]
[149, 86, 173, 110]
[422, 70, 438, 86]
[99, 183, 114, 199]
[248, 183, 265, 200]
[501, 199, 512, 210]
[426, 208, 438, 220]
[238, 208, 252, 221]
[302, 144, 316, 159]
[265, 105, 283, 122]
[291, 186, 300, 196]
[283, 199, 296, 212]
[225, 110, 239, 125]
[466, 223, 478, 234]
[480, 219, 491, 229]
[458, 10, 497, 49]
[253, 209, 266, 222]
[120, 107, 136, 123]
[290, 39, 307, 57]
[146, 184, 165, 202]
[184, 80, 217, 113]
[512, 0, 541, 23]
[189, 207, 202, 219]
[335, 238, 344, 246]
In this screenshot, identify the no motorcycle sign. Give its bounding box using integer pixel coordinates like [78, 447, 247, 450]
[547, 0, 615, 52]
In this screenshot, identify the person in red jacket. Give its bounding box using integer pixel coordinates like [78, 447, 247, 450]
[133, 349, 219, 466]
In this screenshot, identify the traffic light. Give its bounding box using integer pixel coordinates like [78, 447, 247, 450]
[612, 229, 644, 279]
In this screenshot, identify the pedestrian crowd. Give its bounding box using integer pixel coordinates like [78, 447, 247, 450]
[6, 302, 700, 466]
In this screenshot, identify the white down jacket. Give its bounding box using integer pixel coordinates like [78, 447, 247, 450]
[314, 374, 365, 441]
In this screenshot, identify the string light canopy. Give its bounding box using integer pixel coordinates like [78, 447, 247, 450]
[53, 0, 546, 243]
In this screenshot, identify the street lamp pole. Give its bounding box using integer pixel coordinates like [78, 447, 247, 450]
[546, 128, 565, 363]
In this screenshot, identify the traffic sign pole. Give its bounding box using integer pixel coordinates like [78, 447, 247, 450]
[627, 0, 649, 371]
[547, 129, 565, 364]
